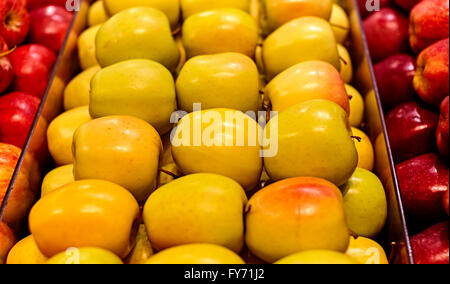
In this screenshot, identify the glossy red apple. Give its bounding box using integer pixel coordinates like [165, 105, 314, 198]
[0, 222, 16, 264]
[28, 5, 73, 53]
[27, 0, 71, 11]
[0, 0, 29, 47]
[0, 34, 7, 51]
[0, 92, 40, 148]
[7, 44, 56, 98]
[363, 8, 409, 62]
[374, 54, 417, 109]
[357, 0, 393, 18]
[397, 154, 449, 222]
[409, 0, 449, 54]
[413, 38, 449, 108]
[386, 102, 439, 163]
[0, 56, 13, 94]
[395, 0, 422, 11]
[411, 221, 449, 264]
[444, 190, 449, 216]
[437, 96, 449, 159]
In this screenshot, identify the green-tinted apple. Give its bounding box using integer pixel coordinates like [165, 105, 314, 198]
[180, 0, 250, 20]
[264, 100, 358, 186]
[90, 59, 177, 134]
[263, 16, 340, 80]
[340, 168, 388, 238]
[176, 53, 260, 113]
[95, 7, 180, 71]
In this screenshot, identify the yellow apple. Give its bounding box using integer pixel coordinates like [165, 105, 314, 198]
[329, 4, 349, 44]
[265, 61, 349, 113]
[47, 106, 92, 166]
[171, 109, 263, 191]
[261, 0, 333, 34]
[275, 250, 359, 264]
[73, 116, 162, 203]
[88, 1, 108, 27]
[63, 65, 100, 111]
[95, 7, 180, 71]
[6, 235, 48, 264]
[125, 225, 153, 264]
[347, 84, 364, 127]
[46, 247, 123, 264]
[103, 0, 180, 30]
[145, 244, 245, 264]
[78, 25, 101, 70]
[41, 164, 75, 198]
[346, 236, 389, 264]
[181, 0, 250, 20]
[182, 9, 259, 59]
[90, 59, 177, 135]
[263, 17, 340, 80]
[338, 44, 353, 83]
[176, 53, 261, 113]
[144, 173, 247, 253]
[351, 128, 375, 171]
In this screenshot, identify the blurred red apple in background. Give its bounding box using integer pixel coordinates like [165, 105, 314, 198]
[28, 5, 73, 53]
[437, 96, 449, 159]
[7, 44, 56, 98]
[395, 0, 422, 11]
[0, 222, 16, 264]
[374, 54, 417, 109]
[0, 92, 41, 148]
[409, 0, 449, 54]
[386, 101, 439, 163]
[444, 190, 449, 216]
[0, 56, 14, 95]
[0, 143, 37, 230]
[363, 8, 409, 62]
[0, 0, 29, 47]
[411, 221, 449, 264]
[358, 0, 393, 18]
[397, 153, 449, 222]
[27, 0, 72, 12]
[413, 38, 449, 108]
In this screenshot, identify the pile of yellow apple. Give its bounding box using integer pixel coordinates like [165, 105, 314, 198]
[4, 0, 390, 265]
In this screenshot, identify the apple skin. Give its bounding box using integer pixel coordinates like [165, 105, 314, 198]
[385, 101, 439, 163]
[6, 44, 56, 98]
[28, 5, 73, 53]
[0, 222, 16, 264]
[27, 0, 68, 11]
[363, 8, 409, 63]
[357, 0, 392, 19]
[0, 56, 14, 94]
[411, 222, 449, 264]
[396, 154, 449, 222]
[409, 0, 449, 54]
[413, 38, 449, 108]
[444, 190, 449, 216]
[437, 96, 449, 159]
[395, 0, 422, 11]
[374, 54, 417, 109]
[0, 0, 29, 47]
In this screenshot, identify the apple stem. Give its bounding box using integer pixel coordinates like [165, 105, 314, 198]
[159, 168, 180, 179]
[340, 56, 348, 66]
[351, 136, 362, 143]
[0, 46, 16, 57]
[348, 95, 353, 100]
[245, 204, 252, 215]
[330, 23, 348, 31]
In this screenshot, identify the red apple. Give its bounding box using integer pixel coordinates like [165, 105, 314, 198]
[0, 92, 40, 148]
[386, 101, 439, 163]
[411, 222, 449, 264]
[363, 8, 409, 62]
[28, 5, 73, 53]
[0, 56, 13, 94]
[0, 34, 8, 51]
[357, 0, 393, 18]
[27, 0, 70, 12]
[413, 38, 449, 108]
[395, 0, 422, 11]
[0, 143, 37, 230]
[374, 54, 417, 109]
[0, 0, 29, 47]
[6, 44, 56, 98]
[409, 0, 449, 54]
[0, 222, 16, 264]
[444, 190, 449, 216]
[397, 154, 449, 222]
[437, 96, 449, 159]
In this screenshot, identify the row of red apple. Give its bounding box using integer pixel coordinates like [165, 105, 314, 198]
[361, 0, 449, 264]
